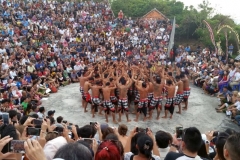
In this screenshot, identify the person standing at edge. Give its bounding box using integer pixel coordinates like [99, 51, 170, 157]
[82, 77, 94, 112]
[79, 69, 93, 108]
[175, 75, 184, 114]
[163, 79, 176, 119]
[181, 72, 191, 110]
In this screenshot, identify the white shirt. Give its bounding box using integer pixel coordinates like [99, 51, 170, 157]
[37, 112, 44, 119]
[234, 72, 240, 81]
[9, 71, 17, 79]
[22, 58, 30, 65]
[158, 147, 170, 159]
[229, 68, 236, 78]
[234, 101, 240, 110]
[0, 48, 6, 54]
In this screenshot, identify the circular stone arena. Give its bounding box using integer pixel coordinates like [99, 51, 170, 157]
[42, 83, 240, 133]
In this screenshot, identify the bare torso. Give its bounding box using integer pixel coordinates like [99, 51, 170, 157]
[177, 81, 183, 92]
[182, 77, 190, 90]
[91, 85, 101, 97]
[83, 81, 91, 92]
[102, 87, 112, 100]
[148, 82, 154, 93]
[166, 85, 175, 98]
[153, 83, 164, 97]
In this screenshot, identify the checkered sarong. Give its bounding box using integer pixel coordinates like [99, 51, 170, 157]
[91, 97, 101, 105]
[150, 96, 163, 109]
[165, 97, 175, 107]
[79, 87, 84, 95]
[103, 100, 114, 110]
[135, 92, 140, 102]
[110, 96, 118, 103]
[148, 93, 154, 102]
[175, 93, 184, 105]
[184, 88, 191, 98]
[138, 98, 148, 108]
[118, 98, 128, 111]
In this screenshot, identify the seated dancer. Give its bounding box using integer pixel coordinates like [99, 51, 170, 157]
[181, 73, 191, 110]
[90, 81, 102, 118]
[82, 77, 94, 112]
[149, 71, 164, 120]
[102, 82, 117, 123]
[175, 75, 184, 114]
[163, 79, 176, 119]
[116, 73, 132, 122]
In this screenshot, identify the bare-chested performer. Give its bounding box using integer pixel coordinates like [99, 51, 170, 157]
[117, 74, 132, 122]
[149, 71, 164, 120]
[82, 77, 94, 112]
[79, 69, 93, 107]
[175, 75, 184, 114]
[102, 82, 117, 123]
[147, 79, 154, 107]
[163, 79, 176, 119]
[90, 81, 102, 118]
[180, 73, 191, 110]
[109, 77, 118, 110]
[134, 81, 149, 122]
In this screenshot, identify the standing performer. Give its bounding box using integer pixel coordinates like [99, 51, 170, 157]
[149, 71, 164, 120]
[134, 81, 149, 122]
[163, 79, 176, 119]
[102, 82, 117, 123]
[79, 70, 93, 108]
[117, 74, 132, 122]
[181, 73, 191, 110]
[82, 77, 94, 112]
[90, 81, 102, 118]
[175, 75, 184, 114]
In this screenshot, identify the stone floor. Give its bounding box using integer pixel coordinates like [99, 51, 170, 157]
[41, 83, 240, 134]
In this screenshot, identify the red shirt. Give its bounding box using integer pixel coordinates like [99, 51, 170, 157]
[37, 72, 43, 77]
[126, 50, 132, 56]
[118, 12, 123, 19]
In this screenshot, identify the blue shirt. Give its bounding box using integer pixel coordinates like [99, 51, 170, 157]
[24, 75, 32, 83]
[16, 81, 22, 89]
[21, 29, 28, 36]
[22, 20, 29, 27]
[222, 90, 232, 98]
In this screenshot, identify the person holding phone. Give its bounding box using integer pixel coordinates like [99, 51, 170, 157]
[124, 127, 161, 160]
[0, 136, 13, 159]
[165, 127, 203, 160]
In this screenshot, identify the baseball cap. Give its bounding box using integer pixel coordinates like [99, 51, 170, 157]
[48, 110, 55, 116]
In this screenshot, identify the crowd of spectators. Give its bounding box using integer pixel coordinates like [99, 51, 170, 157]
[172, 45, 240, 126]
[0, 0, 240, 160]
[1, 114, 240, 160]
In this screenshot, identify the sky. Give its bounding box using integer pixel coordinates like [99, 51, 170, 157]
[177, 0, 240, 24]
